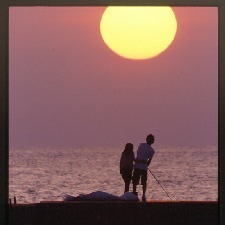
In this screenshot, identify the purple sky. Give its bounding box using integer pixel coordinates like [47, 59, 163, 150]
[9, 7, 218, 148]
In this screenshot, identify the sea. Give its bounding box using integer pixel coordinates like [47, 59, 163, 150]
[9, 146, 218, 203]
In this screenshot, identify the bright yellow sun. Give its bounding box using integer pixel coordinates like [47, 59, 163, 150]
[100, 6, 177, 60]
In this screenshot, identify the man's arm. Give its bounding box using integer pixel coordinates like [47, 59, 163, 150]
[147, 153, 154, 166]
[147, 158, 152, 166]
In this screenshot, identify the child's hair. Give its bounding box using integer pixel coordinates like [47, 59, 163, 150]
[123, 143, 134, 156]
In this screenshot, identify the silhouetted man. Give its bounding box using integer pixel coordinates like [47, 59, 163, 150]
[132, 134, 155, 201]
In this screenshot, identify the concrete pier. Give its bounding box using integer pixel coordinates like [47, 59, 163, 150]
[9, 201, 218, 225]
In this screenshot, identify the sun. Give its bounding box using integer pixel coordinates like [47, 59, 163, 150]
[100, 6, 177, 60]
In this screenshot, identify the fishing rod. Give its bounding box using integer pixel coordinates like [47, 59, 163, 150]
[148, 169, 172, 201]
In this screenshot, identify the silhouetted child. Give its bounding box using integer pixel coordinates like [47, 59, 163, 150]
[120, 143, 135, 193]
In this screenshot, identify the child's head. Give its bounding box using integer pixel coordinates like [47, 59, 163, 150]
[124, 143, 133, 155]
[146, 134, 155, 145]
[125, 143, 133, 151]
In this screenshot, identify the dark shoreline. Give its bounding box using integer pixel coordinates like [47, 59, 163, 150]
[8, 201, 218, 225]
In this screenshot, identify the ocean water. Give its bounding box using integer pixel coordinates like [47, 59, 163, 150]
[9, 146, 218, 203]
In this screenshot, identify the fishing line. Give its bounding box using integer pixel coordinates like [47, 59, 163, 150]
[148, 169, 173, 201]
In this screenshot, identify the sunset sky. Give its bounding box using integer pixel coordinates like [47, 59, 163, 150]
[9, 7, 218, 149]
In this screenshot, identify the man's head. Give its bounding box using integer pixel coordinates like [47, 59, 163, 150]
[146, 134, 155, 145]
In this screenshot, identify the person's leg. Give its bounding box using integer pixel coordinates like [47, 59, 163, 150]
[125, 180, 130, 192]
[132, 168, 139, 195]
[122, 173, 128, 193]
[123, 169, 132, 192]
[141, 170, 148, 201]
[142, 183, 147, 197]
[125, 169, 133, 192]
